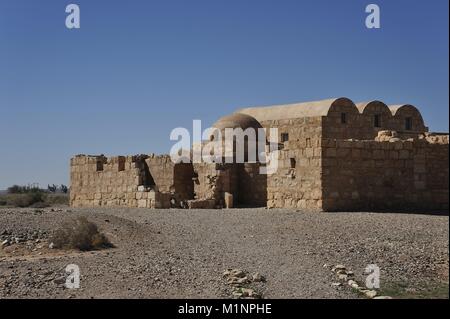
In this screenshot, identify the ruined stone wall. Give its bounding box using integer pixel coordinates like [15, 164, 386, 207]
[265, 116, 323, 210]
[145, 155, 194, 201]
[70, 154, 172, 208]
[71, 155, 146, 207]
[321, 134, 449, 211]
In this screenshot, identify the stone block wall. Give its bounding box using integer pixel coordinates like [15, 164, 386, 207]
[323, 103, 428, 140]
[266, 138, 323, 210]
[70, 154, 173, 208]
[321, 134, 449, 211]
[145, 155, 195, 202]
[71, 155, 146, 207]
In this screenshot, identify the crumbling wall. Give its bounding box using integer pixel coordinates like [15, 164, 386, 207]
[70, 154, 173, 208]
[70, 155, 150, 207]
[145, 155, 195, 203]
[321, 133, 449, 211]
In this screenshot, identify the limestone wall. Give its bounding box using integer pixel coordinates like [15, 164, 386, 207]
[266, 135, 323, 210]
[70, 154, 172, 208]
[70, 155, 146, 207]
[145, 155, 195, 202]
[321, 134, 449, 211]
[323, 103, 428, 141]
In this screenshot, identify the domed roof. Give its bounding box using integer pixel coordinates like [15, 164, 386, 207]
[212, 113, 262, 131]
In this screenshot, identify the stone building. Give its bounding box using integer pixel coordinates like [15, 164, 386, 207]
[70, 97, 449, 211]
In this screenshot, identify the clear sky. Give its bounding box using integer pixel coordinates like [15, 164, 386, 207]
[0, 0, 448, 189]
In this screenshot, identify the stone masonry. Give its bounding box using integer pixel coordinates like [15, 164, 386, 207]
[70, 97, 449, 211]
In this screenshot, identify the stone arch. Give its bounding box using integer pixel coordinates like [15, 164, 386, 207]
[356, 101, 393, 139]
[389, 104, 427, 132]
[323, 97, 360, 139]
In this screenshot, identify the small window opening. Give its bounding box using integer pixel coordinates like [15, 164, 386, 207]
[374, 114, 381, 128]
[341, 113, 347, 124]
[290, 158, 296, 169]
[405, 117, 412, 130]
[118, 159, 125, 172]
[96, 161, 104, 171]
[281, 133, 289, 142]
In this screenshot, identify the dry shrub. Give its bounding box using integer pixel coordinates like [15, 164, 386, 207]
[51, 217, 113, 251]
[6, 193, 46, 207]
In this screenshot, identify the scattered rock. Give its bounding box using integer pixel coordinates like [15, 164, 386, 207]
[223, 269, 264, 299]
[347, 280, 360, 289]
[251, 272, 265, 282]
[1, 239, 9, 248]
[338, 274, 348, 281]
[362, 290, 378, 299]
[332, 265, 346, 272]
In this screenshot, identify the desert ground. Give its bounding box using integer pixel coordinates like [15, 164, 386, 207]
[0, 207, 448, 299]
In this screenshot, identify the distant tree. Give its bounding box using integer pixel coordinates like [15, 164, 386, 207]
[8, 185, 23, 194]
[48, 184, 57, 193]
[60, 184, 68, 194]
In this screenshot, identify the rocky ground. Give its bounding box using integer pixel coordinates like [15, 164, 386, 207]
[0, 207, 448, 299]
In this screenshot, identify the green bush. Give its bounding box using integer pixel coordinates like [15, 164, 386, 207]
[51, 217, 113, 251]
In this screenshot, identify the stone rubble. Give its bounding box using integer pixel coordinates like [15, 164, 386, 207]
[223, 269, 265, 299]
[330, 264, 392, 300]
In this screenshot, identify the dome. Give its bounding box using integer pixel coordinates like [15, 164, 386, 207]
[212, 113, 263, 131]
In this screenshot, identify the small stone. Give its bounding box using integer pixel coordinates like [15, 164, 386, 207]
[230, 269, 245, 278]
[373, 296, 392, 299]
[49, 242, 55, 249]
[332, 264, 346, 272]
[347, 280, 359, 289]
[331, 282, 342, 287]
[232, 291, 243, 298]
[338, 274, 348, 281]
[1, 239, 9, 247]
[363, 290, 378, 299]
[241, 288, 255, 297]
[251, 272, 265, 282]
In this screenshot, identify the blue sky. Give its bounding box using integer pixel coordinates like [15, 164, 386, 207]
[0, 0, 448, 189]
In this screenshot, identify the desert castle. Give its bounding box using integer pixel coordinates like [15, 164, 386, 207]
[70, 97, 449, 211]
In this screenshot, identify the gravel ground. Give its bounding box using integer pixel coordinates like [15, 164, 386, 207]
[0, 207, 448, 299]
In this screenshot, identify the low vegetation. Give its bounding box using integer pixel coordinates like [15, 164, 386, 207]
[0, 184, 69, 208]
[51, 217, 113, 251]
[378, 281, 449, 299]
